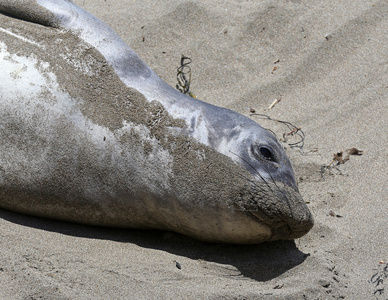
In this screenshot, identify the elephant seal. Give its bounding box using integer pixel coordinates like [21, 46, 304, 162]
[0, 0, 313, 244]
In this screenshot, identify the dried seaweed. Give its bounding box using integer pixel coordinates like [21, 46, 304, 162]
[176, 55, 196, 99]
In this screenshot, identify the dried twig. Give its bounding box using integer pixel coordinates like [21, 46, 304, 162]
[268, 96, 282, 110]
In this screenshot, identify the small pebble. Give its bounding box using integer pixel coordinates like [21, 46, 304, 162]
[318, 279, 331, 288]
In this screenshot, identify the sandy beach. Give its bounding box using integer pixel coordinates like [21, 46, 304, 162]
[0, 0, 387, 299]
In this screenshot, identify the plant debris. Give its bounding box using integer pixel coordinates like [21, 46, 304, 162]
[268, 96, 282, 110]
[176, 55, 196, 99]
[329, 148, 363, 166]
[250, 113, 305, 150]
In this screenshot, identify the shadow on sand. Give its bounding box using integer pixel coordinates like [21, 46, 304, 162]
[0, 208, 309, 281]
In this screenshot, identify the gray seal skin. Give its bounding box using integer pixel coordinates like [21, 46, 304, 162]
[0, 0, 313, 244]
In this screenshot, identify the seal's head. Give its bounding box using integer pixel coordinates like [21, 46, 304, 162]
[237, 130, 313, 241]
[182, 107, 315, 243]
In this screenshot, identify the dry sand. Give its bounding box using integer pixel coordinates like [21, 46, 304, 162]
[1, 0, 387, 299]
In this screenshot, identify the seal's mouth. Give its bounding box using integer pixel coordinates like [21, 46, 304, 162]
[241, 181, 314, 241]
[248, 210, 313, 241]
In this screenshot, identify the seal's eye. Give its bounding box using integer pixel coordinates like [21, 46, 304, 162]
[259, 147, 273, 160]
[251, 144, 277, 162]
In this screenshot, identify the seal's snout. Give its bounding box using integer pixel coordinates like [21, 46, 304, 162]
[269, 205, 314, 241]
[269, 184, 314, 240]
[242, 181, 314, 242]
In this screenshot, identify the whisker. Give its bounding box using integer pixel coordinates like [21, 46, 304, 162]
[233, 170, 267, 195]
[229, 150, 275, 195]
[259, 160, 282, 194]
